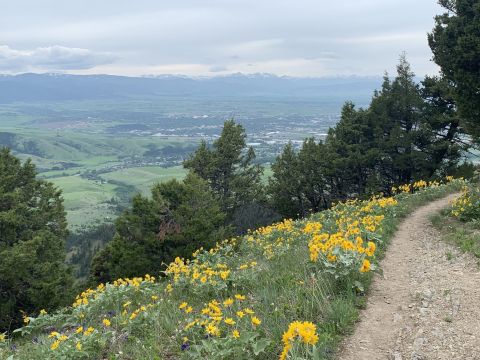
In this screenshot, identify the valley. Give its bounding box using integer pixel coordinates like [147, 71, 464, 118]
[0, 91, 350, 229]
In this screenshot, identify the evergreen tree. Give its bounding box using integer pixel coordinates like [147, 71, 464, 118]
[268, 143, 305, 218]
[269, 57, 464, 217]
[369, 56, 427, 186]
[184, 120, 264, 218]
[429, 0, 480, 138]
[268, 139, 332, 219]
[0, 148, 72, 331]
[325, 102, 381, 197]
[90, 173, 229, 282]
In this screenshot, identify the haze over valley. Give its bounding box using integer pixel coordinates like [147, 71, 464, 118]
[0, 72, 382, 228]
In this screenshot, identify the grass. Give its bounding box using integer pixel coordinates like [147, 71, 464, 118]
[49, 176, 119, 228]
[100, 166, 187, 195]
[430, 210, 480, 259]
[0, 181, 463, 360]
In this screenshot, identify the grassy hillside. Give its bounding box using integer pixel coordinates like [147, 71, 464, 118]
[0, 179, 462, 360]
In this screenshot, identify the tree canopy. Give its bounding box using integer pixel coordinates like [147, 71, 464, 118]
[184, 120, 265, 219]
[90, 173, 229, 283]
[429, 0, 480, 138]
[269, 57, 465, 219]
[0, 148, 72, 331]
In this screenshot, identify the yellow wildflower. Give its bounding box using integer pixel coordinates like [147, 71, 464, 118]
[251, 316, 261, 326]
[224, 318, 236, 325]
[223, 298, 234, 307]
[360, 259, 371, 273]
[179, 302, 188, 309]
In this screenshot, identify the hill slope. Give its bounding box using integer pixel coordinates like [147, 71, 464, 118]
[0, 180, 462, 359]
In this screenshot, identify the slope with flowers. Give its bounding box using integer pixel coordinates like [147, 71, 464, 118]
[0, 178, 463, 360]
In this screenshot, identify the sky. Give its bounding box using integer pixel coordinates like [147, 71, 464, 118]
[0, 0, 445, 77]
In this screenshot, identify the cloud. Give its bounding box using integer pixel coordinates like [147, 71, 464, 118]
[0, 45, 117, 72]
[209, 65, 228, 73]
[0, 0, 445, 76]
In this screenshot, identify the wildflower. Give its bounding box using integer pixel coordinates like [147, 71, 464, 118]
[75, 326, 83, 334]
[235, 294, 246, 300]
[232, 330, 240, 339]
[51, 340, 60, 350]
[48, 331, 59, 338]
[76, 342, 82, 351]
[102, 318, 111, 327]
[244, 308, 255, 315]
[251, 316, 261, 326]
[39, 309, 47, 315]
[205, 323, 220, 336]
[236, 310, 245, 318]
[185, 306, 193, 314]
[123, 301, 131, 308]
[223, 298, 234, 307]
[280, 321, 319, 360]
[360, 259, 371, 273]
[0, 333, 6, 342]
[151, 295, 158, 301]
[220, 270, 230, 280]
[184, 321, 196, 330]
[365, 242, 376, 257]
[179, 302, 188, 309]
[224, 318, 236, 325]
[83, 327, 94, 336]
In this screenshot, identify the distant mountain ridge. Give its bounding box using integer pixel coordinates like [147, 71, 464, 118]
[0, 72, 383, 103]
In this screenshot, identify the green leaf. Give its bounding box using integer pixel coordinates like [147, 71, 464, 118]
[353, 280, 364, 292]
[252, 338, 270, 355]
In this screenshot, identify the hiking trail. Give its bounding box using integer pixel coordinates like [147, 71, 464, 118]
[338, 193, 480, 360]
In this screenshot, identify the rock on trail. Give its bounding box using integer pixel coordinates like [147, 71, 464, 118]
[338, 193, 480, 360]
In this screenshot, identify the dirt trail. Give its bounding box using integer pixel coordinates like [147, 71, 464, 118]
[338, 193, 480, 360]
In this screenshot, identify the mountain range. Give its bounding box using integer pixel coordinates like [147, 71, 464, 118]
[0, 73, 383, 103]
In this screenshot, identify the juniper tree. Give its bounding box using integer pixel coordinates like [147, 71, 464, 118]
[90, 173, 229, 282]
[184, 120, 267, 225]
[429, 0, 480, 139]
[0, 148, 72, 331]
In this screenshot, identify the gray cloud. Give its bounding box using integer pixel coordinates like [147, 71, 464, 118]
[0, 45, 116, 72]
[0, 0, 444, 76]
[209, 65, 229, 73]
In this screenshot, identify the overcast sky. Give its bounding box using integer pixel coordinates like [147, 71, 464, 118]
[0, 0, 445, 77]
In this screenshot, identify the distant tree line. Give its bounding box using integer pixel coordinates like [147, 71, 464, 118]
[1, 0, 478, 331]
